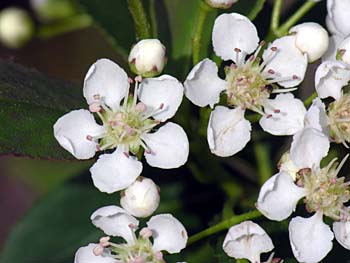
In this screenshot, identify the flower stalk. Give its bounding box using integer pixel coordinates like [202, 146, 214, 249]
[127, 0, 152, 39]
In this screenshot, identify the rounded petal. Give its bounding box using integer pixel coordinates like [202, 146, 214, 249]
[315, 60, 350, 100]
[289, 212, 334, 263]
[327, 0, 350, 37]
[83, 58, 129, 110]
[290, 128, 330, 169]
[53, 109, 105, 159]
[333, 220, 350, 250]
[91, 205, 139, 244]
[289, 22, 329, 63]
[207, 106, 251, 157]
[138, 75, 183, 122]
[262, 36, 308, 88]
[74, 244, 115, 263]
[120, 177, 160, 218]
[184, 59, 227, 107]
[147, 214, 188, 253]
[212, 13, 259, 62]
[90, 148, 143, 193]
[142, 122, 189, 169]
[257, 172, 306, 221]
[223, 221, 274, 262]
[260, 93, 306, 135]
[304, 98, 329, 135]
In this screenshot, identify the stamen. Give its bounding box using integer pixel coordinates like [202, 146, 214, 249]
[123, 152, 130, 158]
[274, 109, 280, 113]
[93, 94, 100, 100]
[139, 227, 153, 239]
[89, 102, 101, 112]
[128, 77, 134, 84]
[86, 135, 93, 141]
[267, 69, 275, 74]
[93, 244, 104, 256]
[272, 87, 298, 93]
[334, 153, 349, 176]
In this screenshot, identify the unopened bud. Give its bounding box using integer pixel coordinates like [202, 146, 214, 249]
[205, 0, 238, 9]
[120, 177, 160, 218]
[0, 7, 34, 49]
[289, 22, 329, 63]
[128, 39, 167, 77]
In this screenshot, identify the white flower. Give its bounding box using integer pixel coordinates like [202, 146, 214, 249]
[74, 206, 188, 263]
[223, 221, 274, 263]
[333, 207, 350, 250]
[205, 0, 238, 9]
[257, 151, 350, 263]
[120, 177, 160, 218]
[184, 13, 308, 157]
[128, 39, 167, 77]
[289, 22, 329, 63]
[0, 7, 34, 48]
[54, 59, 189, 193]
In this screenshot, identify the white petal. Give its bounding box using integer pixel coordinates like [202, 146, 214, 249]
[53, 109, 105, 159]
[207, 106, 251, 157]
[212, 13, 259, 62]
[262, 36, 308, 87]
[259, 93, 306, 135]
[289, 213, 334, 263]
[327, 0, 350, 37]
[142, 122, 189, 169]
[91, 205, 139, 244]
[333, 220, 350, 250]
[290, 128, 330, 169]
[223, 221, 274, 263]
[322, 34, 343, 62]
[304, 97, 329, 135]
[90, 148, 143, 193]
[83, 58, 129, 110]
[147, 214, 188, 253]
[138, 75, 183, 122]
[257, 171, 306, 221]
[74, 244, 115, 263]
[184, 59, 227, 107]
[315, 60, 350, 100]
[338, 35, 350, 65]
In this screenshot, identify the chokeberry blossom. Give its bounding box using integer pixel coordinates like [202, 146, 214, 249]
[223, 221, 279, 263]
[54, 58, 189, 193]
[74, 205, 188, 263]
[257, 141, 350, 263]
[184, 13, 308, 157]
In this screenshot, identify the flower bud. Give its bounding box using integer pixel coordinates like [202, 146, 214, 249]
[120, 177, 160, 218]
[128, 39, 167, 77]
[205, 0, 238, 9]
[337, 36, 350, 65]
[0, 7, 34, 49]
[30, 0, 77, 22]
[289, 22, 329, 63]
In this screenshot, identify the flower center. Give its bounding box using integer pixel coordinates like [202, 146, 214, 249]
[328, 94, 350, 146]
[300, 157, 350, 220]
[87, 77, 163, 155]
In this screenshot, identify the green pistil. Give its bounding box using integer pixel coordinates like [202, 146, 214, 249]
[225, 64, 271, 113]
[303, 159, 350, 220]
[328, 94, 350, 145]
[98, 95, 158, 154]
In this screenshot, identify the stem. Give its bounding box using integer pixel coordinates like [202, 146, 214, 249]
[303, 91, 317, 107]
[254, 142, 272, 185]
[247, 0, 267, 21]
[192, 2, 214, 65]
[276, 0, 317, 36]
[188, 210, 262, 245]
[270, 0, 283, 33]
[127, 0, 151, 39]
[149, 0, 158, 37]
[37, 14, 92, 39]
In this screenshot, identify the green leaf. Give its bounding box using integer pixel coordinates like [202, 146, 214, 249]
[78, 0, 135, 60]
[0, 60, 84, 159]
[0, 184, 116, 263]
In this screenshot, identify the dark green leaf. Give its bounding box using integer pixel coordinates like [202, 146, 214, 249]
[78, 0, 135, 60]
[0, 60, 84, 159]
